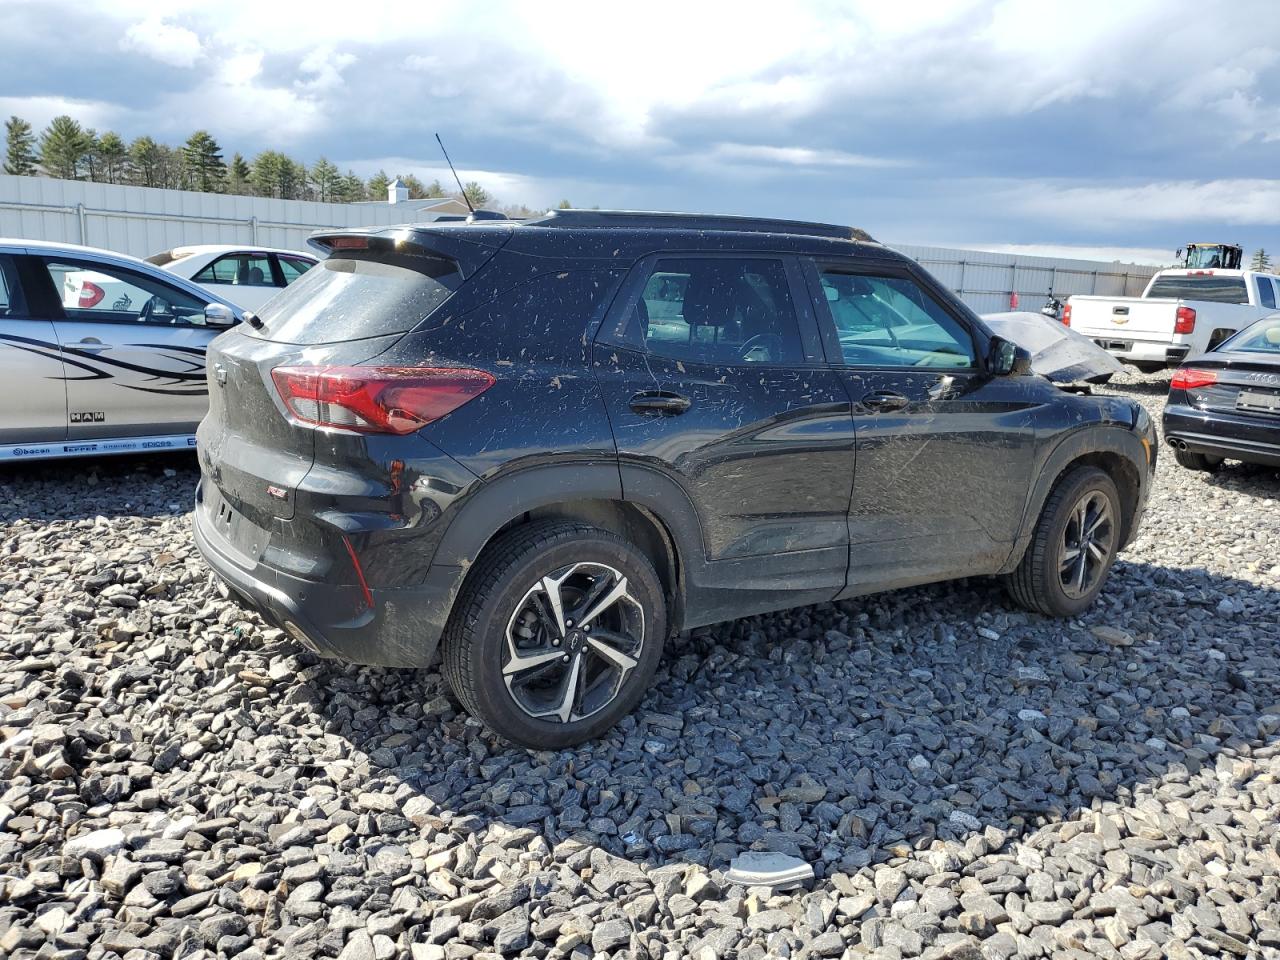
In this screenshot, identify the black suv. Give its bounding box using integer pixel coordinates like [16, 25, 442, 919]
[194, 210, 1156, 748]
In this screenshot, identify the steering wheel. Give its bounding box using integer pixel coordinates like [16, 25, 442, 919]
[739, 333, 782, 362]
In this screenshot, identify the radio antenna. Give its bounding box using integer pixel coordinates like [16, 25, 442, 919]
[435, 133, 475, 216]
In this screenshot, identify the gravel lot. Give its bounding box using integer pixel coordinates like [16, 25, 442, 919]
[2, 374, 1279, 960]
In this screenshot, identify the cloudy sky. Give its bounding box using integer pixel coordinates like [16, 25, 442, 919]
[2, 0, 1278, 264]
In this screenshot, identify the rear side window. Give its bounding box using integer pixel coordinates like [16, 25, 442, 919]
[195, 254, 275, 287]
[1258, 277, 1277, 310]
[278, 256, 314, 284]
[1146, 275, 1249, 304]
[626, 257, 804, 365]
[251, 253, 461, 344]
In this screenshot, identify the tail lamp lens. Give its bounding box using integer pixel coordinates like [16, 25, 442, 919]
[78, 281, 105, 308]
[1170, 368, 1217, 390]
[1175, 306, 1197, 334]
[271, 365, 495, 434]
[1061, 303, 1072, 326]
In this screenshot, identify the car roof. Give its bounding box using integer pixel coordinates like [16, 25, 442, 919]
[160, 244, 317, 260]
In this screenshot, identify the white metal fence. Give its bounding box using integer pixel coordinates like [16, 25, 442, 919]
[1, 174, 1161, 313]
[0, 174, 451, 258]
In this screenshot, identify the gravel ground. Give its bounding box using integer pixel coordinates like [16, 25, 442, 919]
[2, 373, 1279, 960]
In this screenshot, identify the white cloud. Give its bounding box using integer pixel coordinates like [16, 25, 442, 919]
[120, 16, 202, 68]
[708, 144, 910, 169]
[1006, 179, 1280, 228]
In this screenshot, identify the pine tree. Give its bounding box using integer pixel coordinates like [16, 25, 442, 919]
[336, 170, 366, 202]
[183, 131, 226, 192]
[1251, 248, 1272, 272]
[250, 151, 302, 199]
[424, 179, 446, 198]
[460, 181, 490, 209]
[82, 128, 102, 181]
[4, 116, 38, 176]
[154, 144, 182, 189]
[38, 115, 90, 179]
[128, 136, 161, 187]
[227, 152, 251, 195]
[310, 157, 340, 202]
[557, 199, 572, 209]
[96, 132, 127, 184]
[367, 169, 390, 200]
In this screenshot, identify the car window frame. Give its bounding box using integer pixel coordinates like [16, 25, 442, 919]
[35, 255, 211, 328]
[800, 256, 987, 373]
[594, 250, 826, 367]
[1258, 276, 1278, 310]
[0, 253, 30, 319]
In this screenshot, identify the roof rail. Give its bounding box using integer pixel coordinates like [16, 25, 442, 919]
[524, 208, 873, 242]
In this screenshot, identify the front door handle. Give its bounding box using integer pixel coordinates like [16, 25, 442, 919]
[629, 391, 691, 416]
[68, 338, 110, 353]
[861, 390, 909, 412]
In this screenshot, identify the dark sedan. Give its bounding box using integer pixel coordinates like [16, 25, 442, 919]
[1164, 314, 1280, 471]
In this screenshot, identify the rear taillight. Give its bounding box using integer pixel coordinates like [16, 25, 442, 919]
[1175, 306, 1196, 334]
[78, 281, 105, 308]
[271, 365, 495, 434]
[1170, 368, 1217, 390]
[1062, 303, 1072, 326]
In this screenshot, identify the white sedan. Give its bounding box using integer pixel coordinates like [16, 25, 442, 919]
[146, 245, 318, 311]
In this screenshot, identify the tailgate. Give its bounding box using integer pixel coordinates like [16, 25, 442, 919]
[1071, 298, 1176, 339]
[197, 327, 399, 525]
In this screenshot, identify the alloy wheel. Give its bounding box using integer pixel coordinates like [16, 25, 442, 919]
[1058, 490, 1116, 599]
[502, 562, 645, 724]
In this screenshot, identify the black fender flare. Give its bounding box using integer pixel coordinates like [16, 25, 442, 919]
[1001, 424, 1150, 572]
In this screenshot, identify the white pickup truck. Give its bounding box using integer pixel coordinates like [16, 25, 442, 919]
[1066, 268, 1280, 372]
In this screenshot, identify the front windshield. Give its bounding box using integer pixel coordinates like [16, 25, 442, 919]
[1216, 315, 1280, 353]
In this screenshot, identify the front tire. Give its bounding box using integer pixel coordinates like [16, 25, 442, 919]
[1006, 466, 1122, 618]
[1173, 447, 1222, 472]
[441, 520, 666, 749]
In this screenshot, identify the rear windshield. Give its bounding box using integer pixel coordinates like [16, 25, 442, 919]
[250, 253, 460, 344]
[1145, 274, 1249, 304]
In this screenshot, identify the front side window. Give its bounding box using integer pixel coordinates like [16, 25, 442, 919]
[194, 254, 275, 287]
[626, 257, 804, 365]
[42, 259, 208, 326]
[816, 269, 976, 368]
[0, 254, 26, 318]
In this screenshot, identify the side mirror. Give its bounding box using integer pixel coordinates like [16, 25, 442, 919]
[204, 302, 237, 328]
[989, 336, 1032, 376]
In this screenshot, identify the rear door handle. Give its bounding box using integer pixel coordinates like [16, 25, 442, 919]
[629, 391, 691, 415]
[861, 390, 909, 412]
[68, 338, 110, 353]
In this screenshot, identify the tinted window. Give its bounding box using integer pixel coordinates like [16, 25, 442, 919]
[278, 256, 314, 284]
[628, 257, 803, 364]
[817, 270, 976, 368]
[1146, 275, 1249, 304]
[1260, 277, 1279, 310]
[42, 259, 208, 326]
[0, 255, 26, 317]
[251, 253, 460, 344]
[194, 253, 274, 287]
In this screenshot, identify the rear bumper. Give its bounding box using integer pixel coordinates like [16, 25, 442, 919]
[1163, 403, 1280, 468]
[192, 481, 464, 667]
[1084, 336, 1189, 368]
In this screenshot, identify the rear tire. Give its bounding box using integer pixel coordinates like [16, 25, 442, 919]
[1173, 447, 1222, 472]
[441, 520, 666, 750]
[1006, 466, 1122, 618]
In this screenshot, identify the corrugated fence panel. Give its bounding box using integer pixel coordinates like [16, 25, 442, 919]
[1, 176, 1162, 313]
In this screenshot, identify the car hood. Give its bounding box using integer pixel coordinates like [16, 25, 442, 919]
[982, 311, 1124, 384]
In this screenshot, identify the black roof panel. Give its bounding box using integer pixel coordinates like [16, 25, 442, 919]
[523, 209, 874, 242]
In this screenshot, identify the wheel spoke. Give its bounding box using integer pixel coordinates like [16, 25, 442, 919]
[1061, 546, 1081, 566]
[504, 648, 565, 677]
[540, 573, 569, 636]
[1087, 540, 1108, 563]
[548, 653, 583, 723]
[587, 631, 639, 671]
[1075, 552, 1088, 591]
[579, 576, 631, 628]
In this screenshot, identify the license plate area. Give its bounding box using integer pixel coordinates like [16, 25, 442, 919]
[1237, 389, 1280, 414]
[205, 484, 269, 566]
[1094, 338, 1133, 351]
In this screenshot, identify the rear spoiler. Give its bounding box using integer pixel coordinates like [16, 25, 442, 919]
[307, 225, 512, 279]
